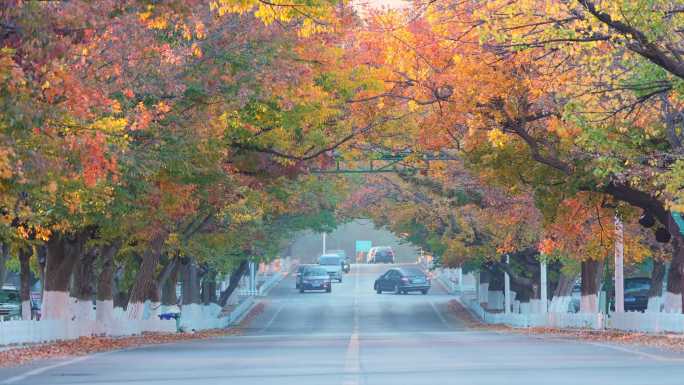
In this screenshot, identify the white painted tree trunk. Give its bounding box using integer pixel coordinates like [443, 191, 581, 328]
[72, 299, 93, 321]
[148, 301, 161, 320]
[96, 299, 115, 334]
[42, 291, 70, 320]
[580, 294, 599, 313]
[21, 300, 31, 320]
[478, 282, 489, 304]
[127, 301, 145, 320]
[663, 292, 682, 313]
[549, 296, 572, 312]
[646, 296, 663, 313]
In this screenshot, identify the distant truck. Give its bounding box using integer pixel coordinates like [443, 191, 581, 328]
[327, 249, 350, 273]
[318, 254, 344, 282]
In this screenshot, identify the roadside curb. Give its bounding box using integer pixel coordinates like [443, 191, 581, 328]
[435, 274, 457, 295]
[258, 271, 288, 297]
[228, 297, 257, 326]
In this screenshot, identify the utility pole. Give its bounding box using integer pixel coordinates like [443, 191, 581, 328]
[322, 232, 327, 255]
[540, 260, 548, 314]
[614, 215, 624, 313]
[504, 254, 511, 314]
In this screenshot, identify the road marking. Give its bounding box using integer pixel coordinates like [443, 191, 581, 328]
[528, 334, 684, 362]
[260, 302, 285, 333]
[583, 340, 684, 362]
[1, 355, 94, 384]
[342, 264, 361, 385]
[429, 300, 451, 330]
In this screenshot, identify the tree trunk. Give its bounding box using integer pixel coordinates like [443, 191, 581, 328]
[72, 246, 97, 322]
[96, 242, 120, 333]
[44, 232, 86, 320]
[580, 259, 604, 313]
[647, 259, 666, 312]
[18, 247, 32, 320]
[550, 272, 576, 312]
[218, 260, 249, 307]
[478, 269, 490, 305]
[181, 260, 201, 306]
[664, 221, 684, 312]
[37, 246, 46, 303]
[161, 261, 179, 307]
[156, 258, 177, 296]
[202, 270, 217, 305]
[0, 242, 10, 289]
[127, 233, 166, 320]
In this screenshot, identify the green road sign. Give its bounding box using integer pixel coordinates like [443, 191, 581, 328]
[355, 240, 372, 253]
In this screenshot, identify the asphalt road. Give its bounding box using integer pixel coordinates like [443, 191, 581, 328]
[3, 263, 684, 385]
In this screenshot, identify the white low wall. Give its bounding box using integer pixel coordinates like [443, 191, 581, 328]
[176, 298, 255, 331]
[435, 268, 476, 294]
[462, 295, 604, 330]
[608, 311, 684, 334]
[0, 319, 176, 346]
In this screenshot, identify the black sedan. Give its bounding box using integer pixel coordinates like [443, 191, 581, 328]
[624, 277, 650, 312]
[299, 267, 332, 293]
[295, 264, 315, 289]
[374, 267, 430, 295]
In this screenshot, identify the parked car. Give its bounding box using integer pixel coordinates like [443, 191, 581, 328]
[295, 264, 315, 289]
[299, 267, 332, 293]
[319, 254, 344, 282]
[374, 267, 430, 294]
[609, 277, 650, 312]
[624, 277, 651, 312]
[328, 249, 350, 273]
[367, 246, 395, 264]
[0, 285, 21, 321]
[570, 280, 581, 313]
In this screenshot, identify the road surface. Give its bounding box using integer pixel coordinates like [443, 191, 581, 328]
[3, 264, 684, 385]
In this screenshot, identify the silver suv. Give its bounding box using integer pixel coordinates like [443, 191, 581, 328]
[318, 254, 343, 283]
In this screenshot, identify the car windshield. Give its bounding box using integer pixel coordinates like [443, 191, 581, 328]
[0, 290, 19, 303]
[329, 250, 346, 258]
[319, 256, 341, 265]
[401, 268, 424, 276]
[304, 268, 328, 276]
[625, 280, 650, 293]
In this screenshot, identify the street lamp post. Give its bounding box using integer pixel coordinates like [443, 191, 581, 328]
[504, 254, 511, 314]
[614, 215, 624, 314]
[540, 260, 548, 314]
[322, 232, 327, 255]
